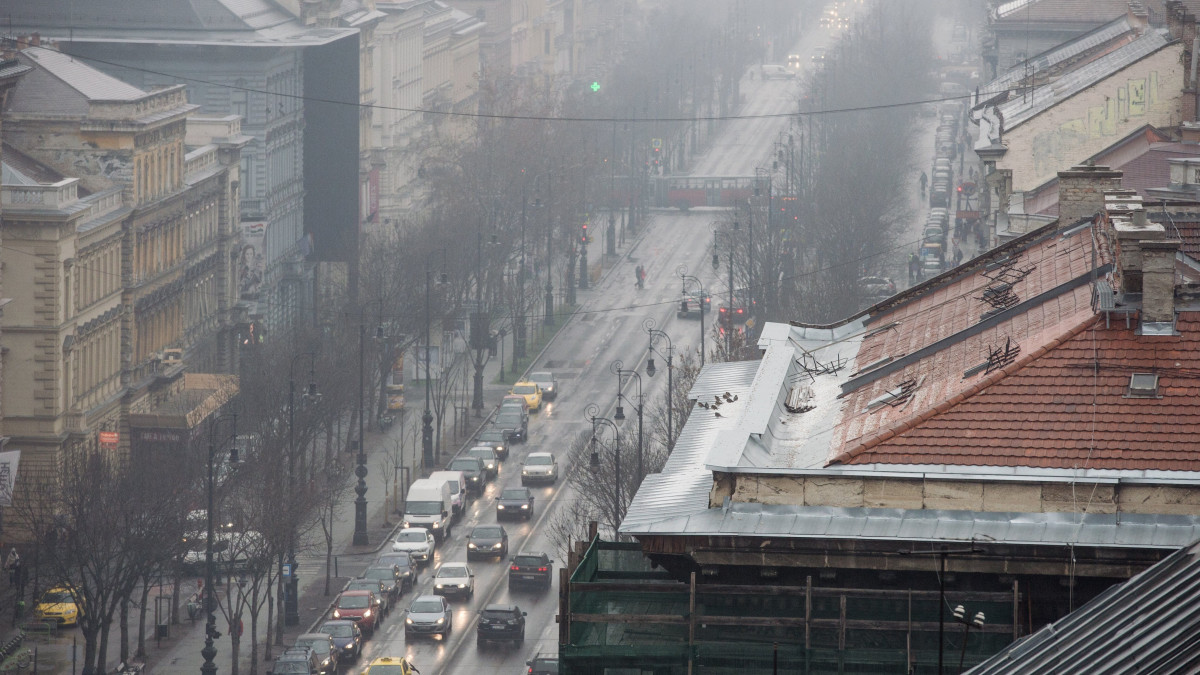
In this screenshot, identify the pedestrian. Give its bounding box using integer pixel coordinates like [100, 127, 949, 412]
[919, 171, 928, 197]
[908, 253, 919, 283]
[634, 265, 644, 290]
[5, 549, 18, 587]
[953, 243, 963, 267]
[638, 265, 647, 289]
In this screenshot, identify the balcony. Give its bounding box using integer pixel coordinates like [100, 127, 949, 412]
[2, 178, 80, 210]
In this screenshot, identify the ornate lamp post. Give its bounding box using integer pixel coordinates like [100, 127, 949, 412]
[611, 360, 644, 484]
[677, 265, 707, 366]
[201, 412, 240, 675]
[285, 351, 317, 625]
[354, 300, 384, 547]
[643, 318, 676, 451]
[585, 403, 621, 527]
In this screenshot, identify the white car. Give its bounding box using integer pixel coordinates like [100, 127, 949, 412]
[521, 452, 559, 486]
[391, 528, 436, 564]
[432, 563, 475, 599]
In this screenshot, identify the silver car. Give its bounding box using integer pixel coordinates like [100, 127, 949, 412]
[432, 563, 475, 599]
[528, 371, 558, 401]
[405, 594, 453, 640]
[521, 452, 558, 486]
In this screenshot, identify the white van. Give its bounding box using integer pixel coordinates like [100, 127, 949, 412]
[428, 470, 466, 518]
[403, 478, 453, 542]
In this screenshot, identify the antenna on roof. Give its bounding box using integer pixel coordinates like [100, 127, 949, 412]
[982, 253, 1034, 286]
[795, 352, 845, 382]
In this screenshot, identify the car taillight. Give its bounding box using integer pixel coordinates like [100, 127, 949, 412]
[736, 308, 744, 314]
[510, 565, 519, 571]
[537, 567, 548, 572]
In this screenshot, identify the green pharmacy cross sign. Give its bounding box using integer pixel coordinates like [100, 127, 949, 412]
[591, 81, 600, 92]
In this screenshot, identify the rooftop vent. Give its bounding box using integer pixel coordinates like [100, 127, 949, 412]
[1127, 372, 1159, 398]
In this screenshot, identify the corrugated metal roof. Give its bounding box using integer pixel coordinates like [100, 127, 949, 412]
[621, 469, 712, 532]
[976, 16, 1132, 105]
[966, 540, 1200, 674]
[999, 30, 1171, 131]
[20, 48, 145, 101]
[621, 502, 1200, 548]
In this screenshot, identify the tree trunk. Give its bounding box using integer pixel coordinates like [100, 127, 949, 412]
[136, 581, 151, 659]
[119, 597, 129, 664]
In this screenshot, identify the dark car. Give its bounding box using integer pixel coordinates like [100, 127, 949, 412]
[508, 552, 553, 590]
[404, 594, 453, 640]
[317, 620, 363, 662]
[491, 414, 527, 444]
[448, 456, 487, 496]
[376, 551, 418, 592]
[476, 603, 526, 646]
[293, 633, 339, 675]
[528, 371, 558, 402]
[362, 566, 403, 603]
[496, 487, 534, 521]
[475, 428, 510, 460]
[677, 292, 712, 319]
[466, 525, 509, 560]
[527, 654, 559, 675]
[346, 578, 390, 616]
[270, 647, 319, 675]
[467, 446, 500, 481]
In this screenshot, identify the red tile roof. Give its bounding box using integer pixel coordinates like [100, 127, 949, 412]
[837, 313, 1200, 470]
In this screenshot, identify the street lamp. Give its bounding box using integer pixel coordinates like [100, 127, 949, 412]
[953, 604, 986, 671]
[286, 351, 317, 626]
[643, 318, 676, 451]
[677, 265, 707, 367]
[585, 403, 621, 528]
[201, 412, 240, 675]
[472, 229, 501, 416]
[354, 299, 384, 547]
[611, 360, 644, 484]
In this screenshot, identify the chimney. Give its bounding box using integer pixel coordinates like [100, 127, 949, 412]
[1127, 2, 1150, 35]
[1112, 207, 1163, 296]
[1141, 239, 1181, 324]
[30, 33, 40, 47]
[1057, 163, 1124, 226]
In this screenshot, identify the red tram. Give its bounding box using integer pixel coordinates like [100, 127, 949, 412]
[654, 176, 755, 210]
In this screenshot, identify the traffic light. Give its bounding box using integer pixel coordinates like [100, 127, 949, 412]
[581, 223, 589, 244]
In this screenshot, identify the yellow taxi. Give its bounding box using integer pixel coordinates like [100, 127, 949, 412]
[34, 587, 82, 627]
[361, 656, 418, 675]
[510, 381, 543, 412]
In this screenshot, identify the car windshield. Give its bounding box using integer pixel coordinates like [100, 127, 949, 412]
[468, 449, 494, 462]
[533, 660, 559, 674]
[41, 591, 74, 604]
[530, 372, 552, 382]
[449, 459, 480, 471]
[321, 623, 354, 637]
[347, 581, 379, 592]
[396, 531, 428, 542]
[477, 431, 503, 443]
[337, 595, 370, 609]
[409, 600, 443, 613]
[472, 527, 502, 538]
[273, 662, 312, 674]
[378, 553, 411, 567]
[403, 501, 442, 515]
[513, 556, 546, 566]
[364, 568, 393, 581]
[367, 667, 409, 675]
[496, 413, 522, 424]
[525, 456, 552, 465]
[437, 566, 468, 578]
[482, 609, 514, 620]
[512, 384, 537, 395]
[500, 489, 528, 500]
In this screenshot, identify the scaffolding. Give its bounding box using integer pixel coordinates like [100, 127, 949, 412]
[560, 539, 1020, 675]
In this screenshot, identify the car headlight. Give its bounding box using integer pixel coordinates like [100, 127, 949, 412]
[470, 476, 479, 482]
[457, 584, 466, 589]
[333, 610, 341, 618]
[522, 469, 530, 475]
[401, 521, 411, 528]
[436, 617, 444, 625]
[520, 504, 529, 509]
[468, 543, 477, 549]
[406, 617, 414, 624]
[363, 609, 372, 618]
[435, 584, 444, 589]
[431, 521, 440, 528]
[497, 504, 505, 510]
[492, 542, 503, 549]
